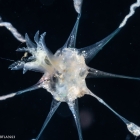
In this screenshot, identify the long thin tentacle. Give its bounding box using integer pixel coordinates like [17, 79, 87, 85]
[119, 0, 140, 28]
[34, 99, 61, 140]
[87, 67, 140, 80]
[78, 28, 120, 63]
[0, 83, 41, 100]
[68, 99, 83, 140]
[87, 91, 140, 137]
[0, 17, 26, 42]
[79, 0, 140, 63]
[73, 0, 83, 14]
[62, 0, 83, 49]
[62, 14, 81, 49]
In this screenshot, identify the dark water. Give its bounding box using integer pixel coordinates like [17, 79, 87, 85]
[0, 0, 140, 140]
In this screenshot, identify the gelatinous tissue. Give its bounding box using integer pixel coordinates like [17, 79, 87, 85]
[0, 0, 140, 139]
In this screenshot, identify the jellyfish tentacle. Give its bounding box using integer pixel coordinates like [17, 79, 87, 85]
[79, 0, 140, 63]
[0, 93, 16, 100]
[73, 0, 83, 14]
[78, 28, 120, 63]
[16, 84, 41, 95]
[62, 14, 81, 49]
[25, 33, 37, 48]
[87, 67, 140, 80]
[34, 30, 39, 44]
[0, 17, 26, 42]
[62, 0, 83, 49]
[35, 99, 61, 140]
[119, 0, 140, 28]
[87, 91, 140, 137]
[0, 83, 41, 101]
[68, 99, 83, 140]
[88, 91, 129, 124]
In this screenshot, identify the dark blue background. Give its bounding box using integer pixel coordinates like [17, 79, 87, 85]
[0, 0, 140, 140]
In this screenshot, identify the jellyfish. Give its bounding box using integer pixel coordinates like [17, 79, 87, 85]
[0, 0, 140, 140]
